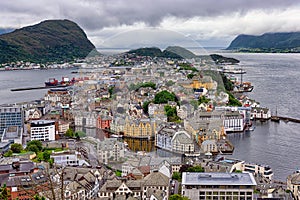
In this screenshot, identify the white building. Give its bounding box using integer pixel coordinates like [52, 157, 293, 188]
[30, 120, 56, 141]
[97, 138, 125, 164]
[50, 150, 90, 167]
[182, 172, 257, 200]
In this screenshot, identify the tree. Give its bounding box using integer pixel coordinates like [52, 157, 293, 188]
[154, 90, 177, 104]
[172, 172, 181, 181]
[65, 128, 74, 138]
[142, 101, 151, 115]
[169, 194, 190, 200]
[10, 143, 23, 153]
[27, 140, 43, 151]
[198, 96, 210, 104]
[27, 145, 39, 154]
[43, 151, 51, 161]
[3, 150, 13, 157]
[0, 184, 10, 200]
[164, 105, 181, 122]
[187, 165, 204, 172]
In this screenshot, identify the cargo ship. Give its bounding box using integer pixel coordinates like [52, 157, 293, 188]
[45, 77, 76, 87]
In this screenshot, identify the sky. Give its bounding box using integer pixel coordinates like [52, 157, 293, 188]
[1, 0, 300, 48]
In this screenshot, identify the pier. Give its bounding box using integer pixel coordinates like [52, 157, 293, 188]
[11, 85, 68, 91]
[271, 116, 300, 123]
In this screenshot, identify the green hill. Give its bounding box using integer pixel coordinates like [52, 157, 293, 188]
[128, 46, 196, 59]
[0, 19, 96, 63]
[227, 32, 300, 52]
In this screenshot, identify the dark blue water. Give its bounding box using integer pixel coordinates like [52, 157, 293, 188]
[0, 53, 299, 181]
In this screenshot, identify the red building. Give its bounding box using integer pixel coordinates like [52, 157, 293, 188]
[97, 115, 112, 129]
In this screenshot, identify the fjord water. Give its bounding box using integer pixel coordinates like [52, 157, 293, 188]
[0, 69, 75, 104]
[221, 53, 300, 181]
[0, 53, 299, 180]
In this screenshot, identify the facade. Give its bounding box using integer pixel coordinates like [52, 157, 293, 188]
[97, 138, 125, 164]
[287, 171, 300, 200]
[30, 120, 56, 141]
[124, 118, 156, 138]
[182, 172, 257, 200]
[97, 115, 112, 129]
[0, 105, 23, 137]
[251, 107, 271, 120]
[99, 171, 170, 199]
[156, 123, 194, 153]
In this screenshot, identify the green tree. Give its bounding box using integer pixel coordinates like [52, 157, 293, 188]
[142, 101, 151, 115]
[164, 105, 181, 122]
[154, 90, 177, 104]
[187, 165, 204, 172]
[43, 151, 51, 161]
[34, 195, 46, 200]
[0, 184, 10, 200]
[65, 128, 74, 138]
[169, 194, 190, 200]
[227, 92, 242, 106]
[27, 140, 43, 151]
[198, 96, 210, 104]
[10, 143, 23, 153]
[3, 150, 13, 157]
[172, 172, 181, 181]
[27, 145, 39, 154]
[187, 73, 195, 79]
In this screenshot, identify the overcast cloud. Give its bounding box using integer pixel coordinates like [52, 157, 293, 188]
[1, 0, 300, 47]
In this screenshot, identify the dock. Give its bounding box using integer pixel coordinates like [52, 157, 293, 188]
[11, 85, 68, 91]
[271, 116, 300, 123]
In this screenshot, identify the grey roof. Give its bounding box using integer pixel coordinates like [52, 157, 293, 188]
[173, 131, 193, 144]
[182, 172, 257, 186]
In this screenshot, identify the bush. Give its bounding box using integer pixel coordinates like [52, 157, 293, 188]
[10, 143, 23, 153]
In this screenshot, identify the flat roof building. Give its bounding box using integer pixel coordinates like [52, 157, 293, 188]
[182, 172, 257, 200]
[0, 105, 23, 138]
[30, 120, 56, 141]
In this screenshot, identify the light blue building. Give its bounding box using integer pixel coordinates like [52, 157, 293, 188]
[0, 105, 24, 139]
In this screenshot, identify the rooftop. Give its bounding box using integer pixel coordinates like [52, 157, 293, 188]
[182, 172, 257, 186]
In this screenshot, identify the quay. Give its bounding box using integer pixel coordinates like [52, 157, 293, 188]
[271, 115, 300, 123]
[11, 85, 68, 91]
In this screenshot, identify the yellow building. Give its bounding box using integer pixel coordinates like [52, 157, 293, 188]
[180, 75, 216, 90]
[124, 118, 156, 138]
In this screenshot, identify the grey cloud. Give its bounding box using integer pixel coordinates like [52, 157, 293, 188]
[0, 0, 298, 30]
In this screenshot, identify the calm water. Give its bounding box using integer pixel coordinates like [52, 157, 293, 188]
[0, 69, 76, 104]
[0, 53, 299, 181]
[221, 53, 300, 181]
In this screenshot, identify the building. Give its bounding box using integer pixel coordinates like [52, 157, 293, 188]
[1, 126, 23, 144]
[30, 120, 56, 141]
[251, 107, 271, 120]
[97, 138, 125, 164]
[181, 172, 257, 200]
[99, 171, 170, 199]
[124, 118, 156, 138]
[0, 105, 23, 137]
[50, 150, 90, 167]
[287, 171, 300, 200]
[97, 115, 112, 129]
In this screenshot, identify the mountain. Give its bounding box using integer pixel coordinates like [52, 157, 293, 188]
[0, 19, 96, 63]
[227, 32, 300, 52]
[128, 46, 196, 59]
